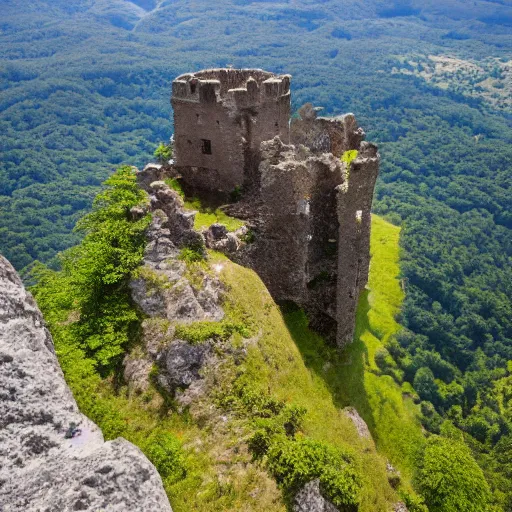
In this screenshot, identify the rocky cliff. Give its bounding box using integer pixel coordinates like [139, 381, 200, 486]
[0, 255, 172, 512]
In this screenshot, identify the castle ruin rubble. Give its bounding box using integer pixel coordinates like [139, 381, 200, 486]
[170, 69, 379, 346]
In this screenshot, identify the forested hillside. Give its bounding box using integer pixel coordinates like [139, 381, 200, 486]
[1, 0, 512, 509]
[1, 0, 510, 267]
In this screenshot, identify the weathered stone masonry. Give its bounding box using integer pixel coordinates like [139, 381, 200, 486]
[172, 68, 291, 192]
[170, 69, 379, 346]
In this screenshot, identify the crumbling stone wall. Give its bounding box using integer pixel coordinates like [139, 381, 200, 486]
[171, 69, 379, 346]
[231, 137, 345, 335]
[335, 141, 379, 344]
[290, 103, 365, 158]
[172, 68, 291, 193]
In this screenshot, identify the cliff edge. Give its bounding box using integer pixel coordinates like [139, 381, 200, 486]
[0, 255, 172, 512]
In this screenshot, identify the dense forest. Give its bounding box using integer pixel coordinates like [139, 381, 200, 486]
[1, 0, 511, 509]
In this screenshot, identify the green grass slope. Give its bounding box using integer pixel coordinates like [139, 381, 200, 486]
[283, 215, 425, 485]
[34, 213, 425, 511]
[174, 214, 426, 509]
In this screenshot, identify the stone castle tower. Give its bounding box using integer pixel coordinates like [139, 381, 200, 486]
[171, 68, 379, 346]
[172, 69, 291, 192]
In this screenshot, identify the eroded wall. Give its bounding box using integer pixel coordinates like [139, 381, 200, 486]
[336, 142, 379, 345]
[225, 109, 379, 345]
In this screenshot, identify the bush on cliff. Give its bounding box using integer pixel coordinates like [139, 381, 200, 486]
[154, 142, 173, 164]
[231, 379, 363, 508]
[143, 430, 187, 484]
[415, 435, 491, 512]
[60, 166, 150, 371]
[266, 436, 362, 509]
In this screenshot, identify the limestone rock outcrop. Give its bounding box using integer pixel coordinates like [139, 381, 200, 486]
[293, 479, 340, 512]
[129, 180, 223, 324]
[343, 407, 372, 440]
[0, 255, 172, 512]
[158, 339, 213, 390]
[125, 174, 226, 399]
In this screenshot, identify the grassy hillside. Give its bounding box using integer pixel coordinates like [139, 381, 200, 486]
[284, 216, 425, 482]
[33, 207, 427, 511]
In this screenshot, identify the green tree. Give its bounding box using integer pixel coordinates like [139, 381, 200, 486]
[50, 166, 151, 372]
[415, 435, 491, 512]
[414, 367, 439, 405]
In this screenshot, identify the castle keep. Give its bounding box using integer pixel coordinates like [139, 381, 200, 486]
[172, 69, 291, 192]
[170, 68, 379, 346]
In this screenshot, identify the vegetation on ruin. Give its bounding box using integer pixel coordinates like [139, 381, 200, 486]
[163, 177, 245, 232]
[185, 196, 246, 233]
[342, 149, 359, 178]
[154, 141, 173, 164]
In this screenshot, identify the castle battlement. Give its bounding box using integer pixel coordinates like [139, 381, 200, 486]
[172, 68, 290, 105]
[171, 68, 291, 192]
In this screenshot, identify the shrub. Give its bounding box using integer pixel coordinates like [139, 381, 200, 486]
[266, 436, 362, 509]
[240, 228, 255, 244]
[420, 401, 443, 433]
[248, 404, 307, 458]
[341, 149, 358, 178]
[178, 246, 204, 263]
[154, 142, 173, 164]
[397, 488, 428, 512]
[415, 435, 491, 512]
[143, 430, 186, 484]
[230, 185, 243, 202]
[164, 177, 184, 198]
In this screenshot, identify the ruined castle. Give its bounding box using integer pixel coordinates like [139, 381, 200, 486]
[170, 68, 379, 346]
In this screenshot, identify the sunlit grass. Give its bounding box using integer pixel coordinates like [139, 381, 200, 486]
[163, 177, 245, 232]
[215, 250, 400, 511]
[50, 214, 422, 511]
[345, 215, 424, 480]
[185, 198, 245, 232]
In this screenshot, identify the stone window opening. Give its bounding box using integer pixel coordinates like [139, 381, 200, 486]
[190, 80, 197, 94]
[201, 139, 212, 155]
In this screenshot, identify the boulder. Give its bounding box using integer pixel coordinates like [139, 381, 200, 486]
[204, 223, 241, 253]
[293, 479, 339, 512]
[0, 255, 172, 512]
[159, 339, 212, 390]
[343, 407, 372, 440]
